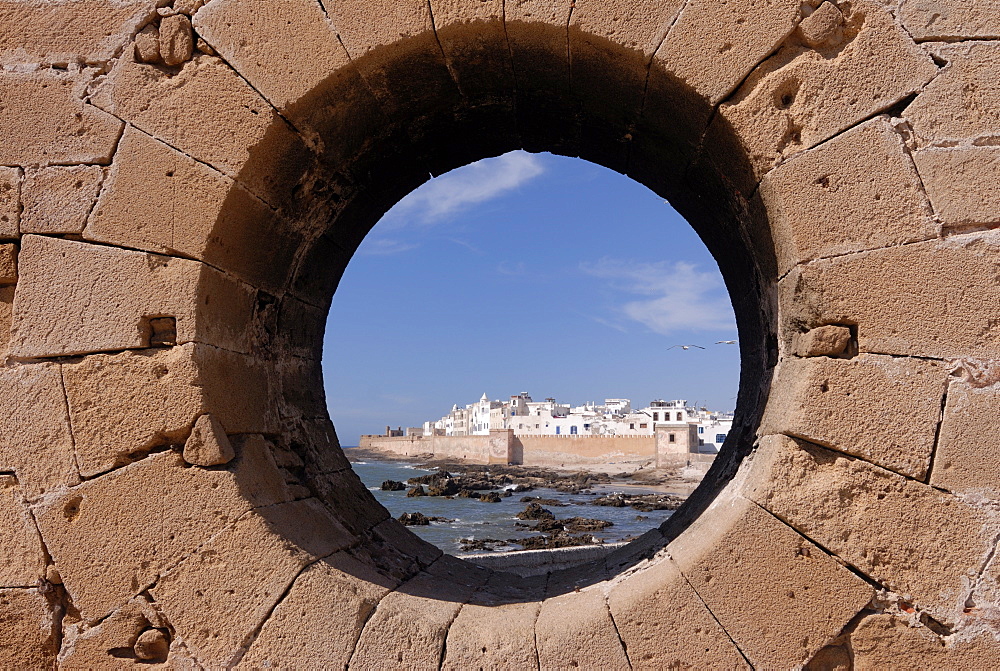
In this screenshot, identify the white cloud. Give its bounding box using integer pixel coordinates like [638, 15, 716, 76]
[381, 151, 545, 227]
[359, 238, 419, 256]
[581, 258, 736, 335]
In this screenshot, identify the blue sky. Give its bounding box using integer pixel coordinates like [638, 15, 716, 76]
[322, 152, 740, 444]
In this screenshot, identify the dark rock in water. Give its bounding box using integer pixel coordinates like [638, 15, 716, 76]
[502, 490, 512, 497]
[592, 493, 629, 507]
[592, 492, 684, 512]
[517, 502, 555, 521]
[511, 483, 534, 493]
[406, 486, 426, 497]
[380, 480, 406, 491]
[408, 471, 451, 484]
[457, 489, 477, 498]
[398, 512, 455, 526]
[459, 537, 510, 552]
[515, 534, 602, 551]
[479, 491, 502, 503]
[519, 496, 568, 507]
[561, 517, 613, 533]
[427, 478, 460, 497]
[635, 515, 649, 521]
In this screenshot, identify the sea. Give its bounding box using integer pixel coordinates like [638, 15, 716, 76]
[346, 449, 681, 555]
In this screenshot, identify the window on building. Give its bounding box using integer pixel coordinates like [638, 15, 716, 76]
[676, 412, 683, 421]
[699, 438, 705, 445]
[583, 423, 590, 429]
[570, 426, 577, 434]
[698, 426, 704, 434]
[556, 426, 561, 435]
[629, 423, 635, 430]
[716, 433, 727, 443]
[653, 412, 659, 421]
[669, 434, 676, 443]
[639, 423, 647, 429]
[535, 424, 539, 429]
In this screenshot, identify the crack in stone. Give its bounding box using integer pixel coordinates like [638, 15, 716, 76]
[603, 593, 634, 671]
[499, 0, 523, 146]
[425, 0, 466, 99]
[923, 377, 952, 485]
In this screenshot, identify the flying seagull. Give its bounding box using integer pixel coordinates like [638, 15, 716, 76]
[668, 345, 705, 350]
[715, 340, 737, 345]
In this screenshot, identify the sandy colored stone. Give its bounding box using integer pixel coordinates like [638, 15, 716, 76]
[34, 446, 290, 623]
[59, 596, 164, 668]
[152, 498, 352, 667]
[745, 435, 996, 623]
[931, 380, 1000, 496]
[0, 167, 18, 238]
[329, 0, 433, 57]
[720, 1, 937, 181]
[0, 588, 57, 668]
[0, 243, 15, 285]
[780, 230, 1000, 360]
[670, 494, 872, 668]
[900, 0, 1000, 40]
[241, 552, 398, 669]
[571, 0, 684, 58]
[913, 146, 1000, 228]
[807, 644, 852, 670]
[793, 324, 852, 357]
[63, 345, 277, 478]
[133, 628, 169, 661]
[851, 613, 1000, 668]
[182, 413, 234, 467]
[86, 127, 298, 292]
[906, 42, 1000, 145]
[761, 354, 947, 478]
[159, 14, 193, 66]
[0, 476, 46, 587]
[799, 1, 845, 49]
[12, 235, 254, 358]
[760, 117, 936, 274]
[657, 0, 800, 105]
[0, 69, 122, 166]
[21, 165, 103, 235]
[535, 588, 630, 670]
[0, 285, 11, 357]
[134, 24, 160, 63]
[350, 557, 490, 669]
[91, 52, 310, 207]
[0, 362, 77, 499]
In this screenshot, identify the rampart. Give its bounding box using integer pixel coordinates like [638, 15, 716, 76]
[2, 0, 999, 667]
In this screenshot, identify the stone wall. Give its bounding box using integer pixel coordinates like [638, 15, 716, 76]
[2, 0, 999, 667]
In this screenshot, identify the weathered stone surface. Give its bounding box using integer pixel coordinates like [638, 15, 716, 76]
[762, 354, 947, 478]
[181, 413, 234, 467]
[134, 24, 160, 64]
[152, 498, 352, 667]
[720, 1, 937, 180]
[760, 117, 936, 274]
[913, 146, 1000, 228]
[0, 0, 151, 67]
[670, 494, 872, 668]
[0, 476, 46, 587]
[0, 285, 12, 356]
[780, 230, 1000, 360]
[0, 362, 77, 499]
[0, 243, 15, 285]
[0, 588, 57, 668]
[21, 165, 103, 235]
[851, 613, 1000, 668]
[62, 345, 277, 478]
[536, 588, 630, 670]
[571, 0, 684, 58]
[906, 42, 1000, 145]
[241, 552, 398, 669]
[91, 53, 310, 207]
[34, 447, 289, 622]
[745, 435, 996, 622]
[931, 379, 1000, 496]
[799, 2, 845, 49]
[133, 628, 169, 662]
[58, 596, 167, 668]
[900, 0, 1000, 40]
[0, 167, 18, 238]
[793, 324, 852, 357]
[608, 554, 748, 668]
[159, 14, 193, 66]
[0, 69, 122, 166]
[12, 235, 255, 358]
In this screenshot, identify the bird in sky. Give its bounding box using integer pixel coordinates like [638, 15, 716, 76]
[668, 344, 705, 350]
[715, 340, 737, 345]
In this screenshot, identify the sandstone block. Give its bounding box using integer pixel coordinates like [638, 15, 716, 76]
[371, 518, 442, 568]
[0, 69, 122, 166]
[91, 53, 311, 208]
[900, 0, 1000, 40]
[657, 0, 800, 105]
[0, 167, 18, 238]
[152, 498, 353, 667]
[182, 413, 234, 467]
[58, 596, 165, 668]
[571, 0, 684, 58]
[428, 0, 513, 103]
[913, 146, 1000, 228]
[793, 324, 852, 357]
[720, 1, 937, 181]
[779, 230, 1000, 360]
[931, 379, 1000, 496]
[62, 345, 277, 478]
[134, 24, 160, 64]
[240, 552, 399, 669]
[745, 435, 996, 622]
[0, 588, 57, 668]
[133, 628, 169, 662]
[0, 362, 77, 499]
[851, 613, 1000, 668]
[607, 554, 748, 668]
[0, 476, 47, 587]
[536, 588, 630, 670]
[0, 0, 150, 67]
[760, 117, 935, 274]
[21, 165, 103, 235]
[906, 42, 1000, 144]
[442, 588, 539, 670]
[761, 354, 947, 478]
[799, 2, 845, 49]
[0, 286, 11, 357]
[160, 14, 193, 66]
[670, 494, 872, 668]
[34, 446, 291, 622]
[0, 243, 15, 285]
[12, 235, 255, 358]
